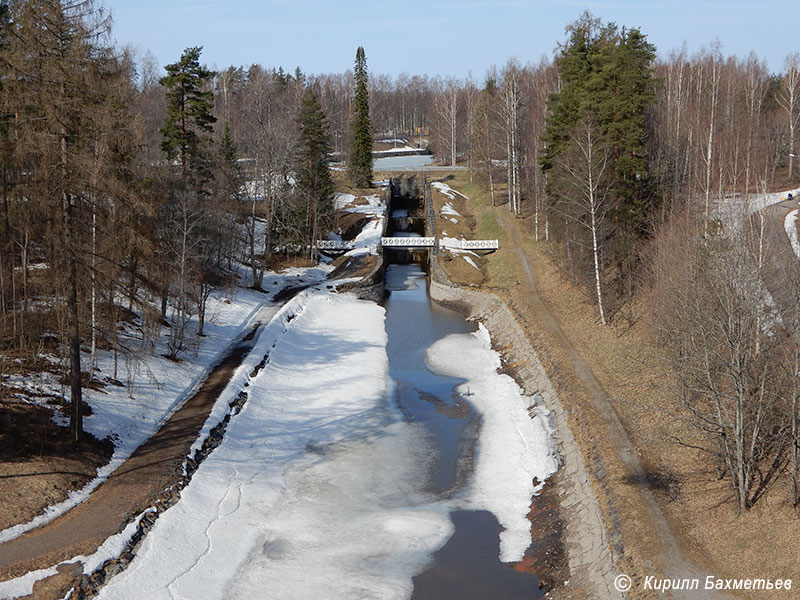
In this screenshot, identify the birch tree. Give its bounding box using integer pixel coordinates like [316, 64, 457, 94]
[777, 52, 800, 180]
[553, 115, 612, 324]
[651, 220, 789, 512]
[499, 63, 524, 216]
[435, 78, 459, 166]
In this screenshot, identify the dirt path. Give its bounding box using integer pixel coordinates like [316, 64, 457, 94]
[0, 302, 282, 584]
[760, 198, 799, 321]
[495, 211, 726, 599]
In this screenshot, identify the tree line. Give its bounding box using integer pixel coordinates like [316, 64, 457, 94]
[0, 0, 352, 442]
[2, 0, 800, 511]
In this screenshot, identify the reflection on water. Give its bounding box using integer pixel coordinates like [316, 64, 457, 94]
[384, 264, 477, 495]
[412, 511, 544, 600]
[384, 264, 545, 599]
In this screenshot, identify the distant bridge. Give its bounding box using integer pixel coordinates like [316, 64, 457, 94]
[381, 237, 436, 247]
[450, 239, 500, 251]
[315, 237, 499, 252]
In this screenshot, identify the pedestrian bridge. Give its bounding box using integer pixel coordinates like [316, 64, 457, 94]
[316, 237, 499, 252]
[381, 237, 436, 247]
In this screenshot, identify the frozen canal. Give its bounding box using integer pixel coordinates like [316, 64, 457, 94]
[96, 265, 557, 599]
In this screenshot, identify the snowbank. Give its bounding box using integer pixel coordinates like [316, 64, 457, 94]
[432, 181, 468, 202]
[426, 325, 559, 562]
[334, 192, 388, 258]
[439, 236, 479, 257]
[0, 268, 331, 544]
[95, 288, 453, 600]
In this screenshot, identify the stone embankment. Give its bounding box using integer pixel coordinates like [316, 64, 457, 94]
[428, 278, 623, 600]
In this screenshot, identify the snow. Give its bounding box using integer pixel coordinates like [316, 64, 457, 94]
[0, 512, 147, 599]
[0, 268, 332, 545]
[718, 186, 800, 223]
[2, 175, 558, 595]
[426, 325, 559, 562]
[374, 146, 419, 153]
[335, 192, 383, 213]
[333, 192, 388, 258]
[432, 181, 468, 202]
[440, 201, 461, 224]
[439, 236, 479, 257]
[463, 256, 480, 270]
[440, 201, 462, 218]
[95, 288, 453, 600]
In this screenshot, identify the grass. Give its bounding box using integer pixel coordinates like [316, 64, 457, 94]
[427, 169, 800, 598]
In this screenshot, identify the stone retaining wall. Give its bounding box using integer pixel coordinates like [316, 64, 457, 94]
[428, 279, 624, 599]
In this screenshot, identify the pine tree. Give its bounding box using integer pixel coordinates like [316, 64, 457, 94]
[160, 46, 217, 185]
[159, 47, 217, 357]
[348, 46, 373, 188]
[541, 12, 656, 319]
[542, 15, 655, 230]
[599, 27, 656, 236]
[296, 86, 335, 257]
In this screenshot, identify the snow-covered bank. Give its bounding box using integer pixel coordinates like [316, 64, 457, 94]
[720, 186, 800, 223]
[0, 267, 331, 545]
[94, 287, 454, 600]
[334, 191, 388, 258]
[428, 280, 622, 598]
[427, 326, 559, 562]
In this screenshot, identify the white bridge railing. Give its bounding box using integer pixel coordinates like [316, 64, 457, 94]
[316, 240, 356, 250]
[381, 237, 437, 247]
[315, 237, 499, 251]
[458, 239, 499, 250]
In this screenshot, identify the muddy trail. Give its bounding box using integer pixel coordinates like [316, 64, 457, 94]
[0, 303, 280, 583]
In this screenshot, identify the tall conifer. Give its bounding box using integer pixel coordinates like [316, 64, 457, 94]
[297, 86, 335, 255]
[541, 12, 655, 261]
[348, 46, 373, 188]
[160, 46, 217, 186]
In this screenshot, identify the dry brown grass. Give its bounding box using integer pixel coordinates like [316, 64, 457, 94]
[436, 170, 800, 598]
[0, 400, 112, 532]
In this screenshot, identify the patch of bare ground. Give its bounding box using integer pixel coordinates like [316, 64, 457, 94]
[516, 223, 800, 598]
[429, 176, 485, 287]
[0, 387, 114, 535]
[513, 199, 800, 597]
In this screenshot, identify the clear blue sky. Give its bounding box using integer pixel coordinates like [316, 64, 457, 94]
[103, 0, 799, 78]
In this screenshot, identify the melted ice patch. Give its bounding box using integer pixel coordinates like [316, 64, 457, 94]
[426, 325, 559, 562]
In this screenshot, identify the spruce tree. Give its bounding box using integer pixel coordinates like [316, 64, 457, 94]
[541, 12, 655, 260]
[348, 46, 373, 188]
[159, 47, 217, 357]
[296, 86, 335, 256]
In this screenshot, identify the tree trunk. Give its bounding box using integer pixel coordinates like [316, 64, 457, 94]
[63, 192, 83, 444]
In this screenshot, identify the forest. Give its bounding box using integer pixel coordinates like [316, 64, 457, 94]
[1, 0, 800, 514]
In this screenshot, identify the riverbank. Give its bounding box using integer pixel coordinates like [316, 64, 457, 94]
[0, 189, 386, 598]
[428, 278, 622, 599]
